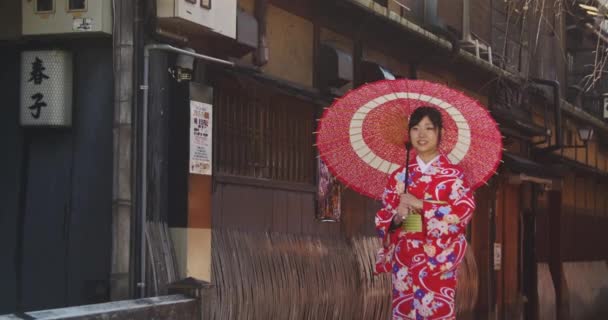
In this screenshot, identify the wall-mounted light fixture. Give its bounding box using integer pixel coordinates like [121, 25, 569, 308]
[563, 126, 594, 148]
[169, 47, 196, 82]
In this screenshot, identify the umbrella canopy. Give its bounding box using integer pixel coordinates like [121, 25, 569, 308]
[316, 79, 503, 199]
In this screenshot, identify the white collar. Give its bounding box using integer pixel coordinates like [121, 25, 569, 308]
[416, 155, 440, 174]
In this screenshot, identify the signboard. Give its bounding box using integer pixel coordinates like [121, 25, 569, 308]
[20, 50, 73, 127]
[494, 242, 502, 271]
[189, 101, 212, 175]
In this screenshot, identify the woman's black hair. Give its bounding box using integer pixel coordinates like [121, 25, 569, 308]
[408, 106, 443, 131]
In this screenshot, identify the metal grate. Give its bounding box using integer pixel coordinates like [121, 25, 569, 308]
[214, 80, 316, 185]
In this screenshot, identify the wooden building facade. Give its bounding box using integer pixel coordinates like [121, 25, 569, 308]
[3, 0, 608, 319]
[146, 0, 608, 319]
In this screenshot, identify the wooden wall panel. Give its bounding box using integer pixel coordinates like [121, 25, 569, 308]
[559, 177, 608, 262]
[438, 0, 463, 34]
[320, 28, 352, 54]
[213, 183, 346, 237]
[470, 184, 494, 317]
[362, 48, 410, 78]
[271, 190, 289, 232]
[503, 183, 522, 318]
[262, 5, 313, 86]
[576, 177, 586, 259]
[589, 141, 598, 168]
[286, 192, 303, 234]
[599, 149, 607, 172]
[471, 0, 492, 45]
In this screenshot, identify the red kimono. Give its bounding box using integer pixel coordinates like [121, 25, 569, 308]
[375, 154, 475, 320]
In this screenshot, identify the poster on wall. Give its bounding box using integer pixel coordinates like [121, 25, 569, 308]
[316, 159, 342, 222]
[190, 100, 213, 175]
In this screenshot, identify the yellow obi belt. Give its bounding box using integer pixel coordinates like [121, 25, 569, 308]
[402, 213, 422, 232]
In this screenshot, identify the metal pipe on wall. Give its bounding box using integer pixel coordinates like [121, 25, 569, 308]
[254, 0, 269, 66]
[531, 79, 563, 153]
[139, 44, 234, 297]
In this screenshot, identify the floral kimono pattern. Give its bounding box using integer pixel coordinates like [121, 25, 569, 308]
[375, 154, 475, 320]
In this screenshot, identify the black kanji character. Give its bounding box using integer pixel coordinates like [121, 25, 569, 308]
[28, 57, 50, 85]
[29, 93, 47, 119]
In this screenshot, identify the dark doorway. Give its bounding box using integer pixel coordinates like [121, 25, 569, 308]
[0, 40, 114, 313]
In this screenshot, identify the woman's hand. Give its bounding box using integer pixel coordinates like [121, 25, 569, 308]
[394, 194, 416, 224]
[393, 211, 407, 225]
[400, 193, 423, 211]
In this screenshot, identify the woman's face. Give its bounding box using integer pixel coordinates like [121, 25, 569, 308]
[409, 116, 440, 155]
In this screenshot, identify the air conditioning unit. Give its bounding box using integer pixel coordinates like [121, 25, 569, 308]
[22, 0, 112, 36]
[157, 0, 237, 39]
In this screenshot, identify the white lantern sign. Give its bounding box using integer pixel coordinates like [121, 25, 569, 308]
[20, 50, 73, 127]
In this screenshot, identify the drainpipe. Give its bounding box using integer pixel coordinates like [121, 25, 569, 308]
[253, 0, 269, 66]
[139, 44, 234, 297]
[531, 79, 563, 153]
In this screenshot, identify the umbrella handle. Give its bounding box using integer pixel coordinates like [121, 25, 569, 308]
[403, 142, 412, 195]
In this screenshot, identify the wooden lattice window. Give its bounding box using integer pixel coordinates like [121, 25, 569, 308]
[214, 76, 316, 185]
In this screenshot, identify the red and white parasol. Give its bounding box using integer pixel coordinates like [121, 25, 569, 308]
[316, 79, 503, 199]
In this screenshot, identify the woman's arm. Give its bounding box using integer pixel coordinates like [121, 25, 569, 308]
[421, 173, 475, 274]
[375, 171, 401, 242]
[374, 169, 405, 274]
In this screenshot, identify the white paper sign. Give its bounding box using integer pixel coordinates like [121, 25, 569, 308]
[20, 50, 73, 126]
[493, 243, 502, 271]
[189, 101, 213, 175]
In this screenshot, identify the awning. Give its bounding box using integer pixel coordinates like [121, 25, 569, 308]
[503, 152, 562, 179]
[537, 152, 608, 179]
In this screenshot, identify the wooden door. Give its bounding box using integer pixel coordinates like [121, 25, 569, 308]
[494, 178, 522, 319]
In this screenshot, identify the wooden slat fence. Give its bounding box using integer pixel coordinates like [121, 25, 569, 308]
[201, 229, 477, 319]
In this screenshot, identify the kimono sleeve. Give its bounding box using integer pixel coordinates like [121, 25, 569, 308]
[375, 169, 404, 242]
[421, 172, 475, 274]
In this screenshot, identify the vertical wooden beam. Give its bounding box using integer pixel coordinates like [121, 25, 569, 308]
[111, 0, 137, 300]
[171, 83, 214, 283]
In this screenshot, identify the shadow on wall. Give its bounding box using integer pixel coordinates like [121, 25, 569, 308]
[563, 261, 608, 320]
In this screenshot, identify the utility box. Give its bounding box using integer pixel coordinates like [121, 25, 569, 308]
[0, 1, 22, 40]
[157, 0, 237, 39]
[23, 0, 112, 36]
